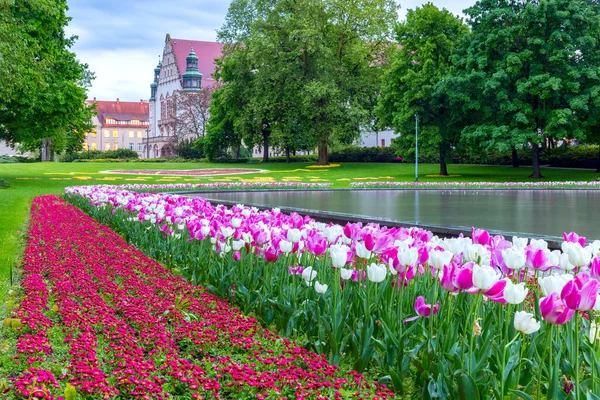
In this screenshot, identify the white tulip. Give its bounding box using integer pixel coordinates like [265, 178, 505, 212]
[559, 252, 575, 271]
[340, 268, 353, 280]
[388, 259, 398, 275]
[538, 274, 573, 296]
[323, 226, 343, 243]
[504, 280, 529, 304]
[594, 294, 600, 312]
[367, 263, 387, 283]
[512, 236, 529, 250]
[302, 267, 317, 283]
[563, 242, 592, 267]
[444, 238, 466, 256]
[514, 311, 541, 334]
[201, 225, 211, 237]
[473, 264, 500, 291]
[429, 250, 453, 270]
[329, 244, 349, 268]
[590, 321, 600, 343]
[220, 226, 235, 238]
[530, 239, 548, 251]
[279, 240, 293, 254]
[546, 250, 561, 267]
[398, 247, 419, 267]
[232, 240, 245, 251]
[231, 218, 242, 228]
[287, 228, 302, 243]
[355, 242, 372, 259]
[314, 281, 328, 294]
[502, 248, 526, 270]
[464, 244, 490, 265]
[590, 240, 600, 257]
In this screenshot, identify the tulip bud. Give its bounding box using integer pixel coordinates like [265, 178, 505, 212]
[314, 281, 328, 294]
[302, 267, 317, 283]
[504, 281, 529, 304]
[473, 264, 500, 291]
[340, 268, 353, 280]
[367, 263, 387, 283]
[502, 248, 526, 270]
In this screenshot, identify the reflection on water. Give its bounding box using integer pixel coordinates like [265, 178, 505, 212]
[200, 190, 600, 239]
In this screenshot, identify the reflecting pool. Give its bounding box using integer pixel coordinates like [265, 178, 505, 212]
[200, 189, 600, 240]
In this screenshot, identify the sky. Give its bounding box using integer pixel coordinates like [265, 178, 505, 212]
[65, 0, 475, 102]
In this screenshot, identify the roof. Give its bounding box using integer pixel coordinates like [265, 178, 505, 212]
[87, 99, 150, 128]
[170, 38, 223, 87]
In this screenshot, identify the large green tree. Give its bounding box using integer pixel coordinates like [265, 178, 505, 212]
[377, 3, 468, 175]
[0, 0, 94, 160]
[446, 0, 600, 178]
[213, 0, 397, 165]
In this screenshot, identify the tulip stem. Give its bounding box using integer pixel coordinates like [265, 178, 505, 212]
[574, 312, 580, 400]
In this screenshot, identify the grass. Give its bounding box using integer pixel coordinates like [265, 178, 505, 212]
[0, 161, 597, 293]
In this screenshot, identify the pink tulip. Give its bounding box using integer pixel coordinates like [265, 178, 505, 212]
[233, 250, 241, 262]
[264, 247, 279, 263]
[472, 227, 491, 246]
[590, 257, 600, 280]
[404, 296, 440, 323]
[306, 232, 327, 256]
[561, 272, 600, 311]
[563, 232, 586, 247]
[525, 247, 550, 272]
[440, 264, 459, 293]
[453, 263, 475, 291]
[540, 292, 575, 325]
[483, 279, 508, 303]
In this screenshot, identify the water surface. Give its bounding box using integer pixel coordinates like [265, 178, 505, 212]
[201, 190, 600, 240]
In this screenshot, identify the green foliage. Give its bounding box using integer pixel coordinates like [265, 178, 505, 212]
[0, 178, 10, 189]
[62, 149, 139, 162]
[329, 146, 401, 163]
[174, 138, 205, 160]
[377, 3, 468, 175]
[444, 0, 600, 177]
[0, 156, 17, 164]
[0, 0, 95, 156]
[213, 0, 398, 164]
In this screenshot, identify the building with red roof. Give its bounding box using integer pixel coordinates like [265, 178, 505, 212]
[84, 98, 149, 157]
[147, 34, 223, 158]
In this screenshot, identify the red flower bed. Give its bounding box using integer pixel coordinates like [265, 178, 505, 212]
[6, 195, 394, 399]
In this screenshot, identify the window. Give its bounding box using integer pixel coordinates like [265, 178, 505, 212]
[91, 143, 97, 150]
[113, 130, 118, 137]
[381, 139, 385, 147]
[129, 143, 134, 150]
[138, 143, 142, 151]
[91, 130, 97, 138]
[104, 143, 110, 151]
[137, 130, 143, 138]
[113, 143, 118, 150]
[82, 143, 88, 150]
[104, 130, 109, 138]
[129, 131, 134, 138]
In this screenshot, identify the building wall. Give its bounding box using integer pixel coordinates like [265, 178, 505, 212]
[0, 141, 25, 157]
[357, 129, 397, 148]
[85, 109, 148, 158]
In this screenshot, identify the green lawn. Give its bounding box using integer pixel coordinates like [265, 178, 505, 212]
[0, 160, 597, 294]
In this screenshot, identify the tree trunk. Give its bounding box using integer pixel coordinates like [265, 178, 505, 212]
[285, 146, 290, 163]
[262, 131, 269, 162]
[511, 146, 519, 168]
[317, 141, 329, 165]
[439, 144, 448, 176]
[530, 143, 543, 178]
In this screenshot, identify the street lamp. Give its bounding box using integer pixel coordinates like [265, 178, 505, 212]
[415, 113, 419, 182]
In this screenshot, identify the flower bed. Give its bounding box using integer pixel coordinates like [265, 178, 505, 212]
[2, 195, 393, 398]
[117, 182, 332, 192]
[102, 168, 266, 176]
[63, 184, 600, 398]
[350, 181, 600, 189]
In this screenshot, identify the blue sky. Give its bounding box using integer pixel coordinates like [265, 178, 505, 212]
[66, 0, 474, 102]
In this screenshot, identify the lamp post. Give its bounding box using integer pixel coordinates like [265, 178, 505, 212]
[415, 113, 419, 182]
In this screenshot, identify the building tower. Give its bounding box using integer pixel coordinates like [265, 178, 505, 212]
[181, 48, 202, 91]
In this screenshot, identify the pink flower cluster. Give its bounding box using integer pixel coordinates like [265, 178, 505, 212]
[8, 195, 393, 398]
[117, 182, 332, 191]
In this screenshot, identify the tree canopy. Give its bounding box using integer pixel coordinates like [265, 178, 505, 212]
[444, 0, 600, 177]
[0, 0, 94, 159]
[377, 3, 468, 175]
[209, 0, 398, 164]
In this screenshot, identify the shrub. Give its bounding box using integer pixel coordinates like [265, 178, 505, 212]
[259, 154, 318, 163]
[0, 177, 10, 188]
[175, 138, 205, 160]
[329, 146, 401, 163]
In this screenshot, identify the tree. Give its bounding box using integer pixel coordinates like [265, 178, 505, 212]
[377, 3, 468, 175]
[0, 0, 95, 160]
[216, 0, 397, 165]
[447, 0, 600, 178]
[174, 86, 214, 141]
[205, 83, 243, 160]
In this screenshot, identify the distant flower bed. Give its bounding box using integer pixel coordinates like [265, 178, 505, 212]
[64, 184, 600, 398]
[350, 181, 600, 189]
[4, 195, 392, 398]
[102, 168, 266, 176]
[115, 181, 332, 191]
